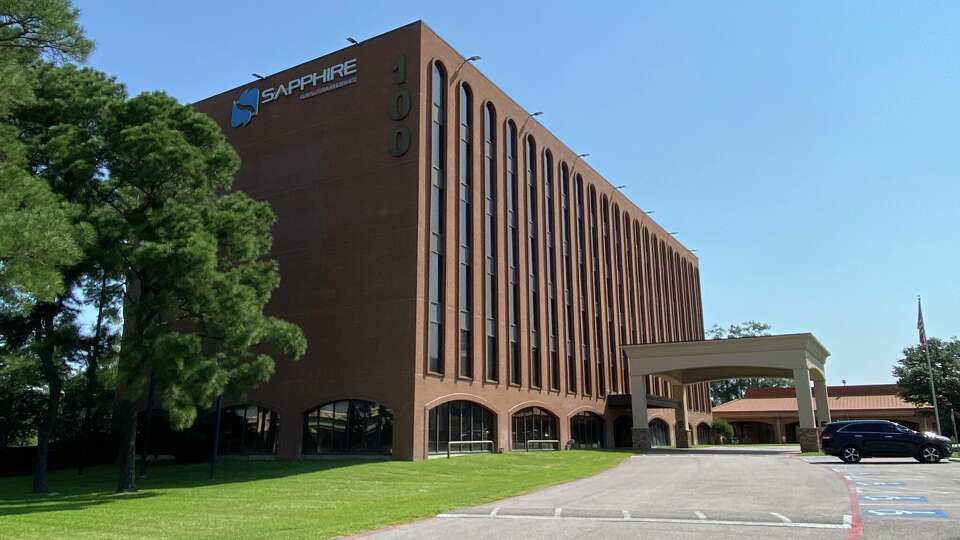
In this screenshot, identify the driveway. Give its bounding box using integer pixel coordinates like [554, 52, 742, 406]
[363, 448, 857, 539]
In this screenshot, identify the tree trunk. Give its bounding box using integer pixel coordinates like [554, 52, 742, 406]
[115, 398, 138, 492]
[33, 308, 61, 494]
[138, 371, 156, 478]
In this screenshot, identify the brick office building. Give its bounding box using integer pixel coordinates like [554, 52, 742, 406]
[194, 21, 711, 460]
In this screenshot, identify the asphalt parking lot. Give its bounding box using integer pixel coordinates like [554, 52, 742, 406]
[806, 455, 959, 539]
[362, 448, 958, 540]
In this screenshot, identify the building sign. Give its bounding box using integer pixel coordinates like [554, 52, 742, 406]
[231, 58, 358, 128]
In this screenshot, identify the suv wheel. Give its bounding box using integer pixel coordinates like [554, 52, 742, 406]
[841, 445, 862, 463]
[920, 445, 942, 463]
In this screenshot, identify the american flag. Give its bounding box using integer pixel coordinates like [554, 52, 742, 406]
[917, 297, 927, 346]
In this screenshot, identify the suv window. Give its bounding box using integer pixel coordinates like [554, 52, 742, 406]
[839, 422, 878, 433]
[874, 423, 899, 433]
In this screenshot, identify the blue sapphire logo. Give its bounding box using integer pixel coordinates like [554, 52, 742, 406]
[230, 87, 260, 128]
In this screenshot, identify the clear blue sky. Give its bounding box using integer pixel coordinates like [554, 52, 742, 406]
[75, 1, 958, 385]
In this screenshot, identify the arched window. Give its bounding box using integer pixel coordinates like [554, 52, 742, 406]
[483, 103, 498, 382]
[457, 83, 473, 378]
[220, 404, 280, 454]
[428, 400, 496, 454]
[649, 418, 670, 447]
[574, 175, 591, 395]
[512, 406, 559, 450]
[505, 121, 520, 385]
[303, 399, 393, 455]
[559, 163, 576, 393]
[428, 61, 446, 375]
[613, 206, 627, 393]
[525, 136, 541, 389]
[696, 422, 711, 445]
[570, 411, 604, 449]
[543, 150, 559, 391]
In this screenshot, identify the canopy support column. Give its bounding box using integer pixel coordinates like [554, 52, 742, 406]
[674, 384, 691, 448]
[794, 367, 820, 452]
[630, 374, 651, 450]
[813, 378, 831, 426]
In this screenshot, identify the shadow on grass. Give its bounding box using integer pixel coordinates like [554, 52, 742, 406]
[0, 491, 158, 516]
[0, 458, 376, 517]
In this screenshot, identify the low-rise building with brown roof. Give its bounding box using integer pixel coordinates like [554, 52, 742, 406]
[712, 384, 934, 444]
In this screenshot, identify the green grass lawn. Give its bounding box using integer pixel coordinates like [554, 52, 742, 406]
[0, 450, 631, 539]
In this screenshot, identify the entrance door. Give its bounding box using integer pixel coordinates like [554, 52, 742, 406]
[613, 416, 633, 448]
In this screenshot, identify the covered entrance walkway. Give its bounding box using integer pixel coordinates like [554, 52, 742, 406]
[623, 333, 831, 452]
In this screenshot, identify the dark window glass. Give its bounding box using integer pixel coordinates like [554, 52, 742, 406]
[589, 187, 605, 397]
[458, 84, 473, 379]
[427, 400, 496, 454]
[544, 152, 560, 391]
[483, 104, 498, 382]
[525, 137, 541, 389]
[570, 412, 604, 449]
[428, 62, 446, 374]
[512, 407, 559, 450]
[303, 399, 393, 455]
[602, 198, 617, 393]
[560, 164, 576, 393]
[219, 405, 280, 454]
[575, 176, 592, 395]
[506, 122, 521, 385]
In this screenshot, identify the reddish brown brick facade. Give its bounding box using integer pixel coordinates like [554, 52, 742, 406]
[194, 21, 710, 460]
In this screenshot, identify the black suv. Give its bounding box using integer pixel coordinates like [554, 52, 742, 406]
[821, 420, 953, 463]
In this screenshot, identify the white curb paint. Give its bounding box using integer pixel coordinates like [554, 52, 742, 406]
[435, 513, 851, 530]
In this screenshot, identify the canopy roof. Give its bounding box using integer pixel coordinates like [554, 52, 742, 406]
[622, 333, 829, 385]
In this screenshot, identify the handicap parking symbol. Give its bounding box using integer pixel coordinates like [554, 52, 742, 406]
[865, 508, 947, 519]
[860, 495, 927, 502]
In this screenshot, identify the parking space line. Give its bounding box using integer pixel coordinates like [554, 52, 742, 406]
[694, 511, 707, 520]
[554, 508, 562, 517]
[770, 512, 791, 523]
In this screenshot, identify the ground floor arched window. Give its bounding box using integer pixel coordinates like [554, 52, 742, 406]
[512, 407, 559, 450]
[428, 400, 496, 454]
[696, 422, 711, 445]
[649, 418, 670, 447]
[220, 404, 280, 454]
[302, 399, 393, 455]
[570, 412, 604, 449]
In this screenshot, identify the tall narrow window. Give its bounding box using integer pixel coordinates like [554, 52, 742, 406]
[506, 121, 521, 385]
[589, 187, 605, 397]
[544, 151, 559, 391]
[428, 62, 446, 374]
[575, 176, 592, 395]
[602, 198, 617, 393]
[525, 136, 541, 389]
[483, 104, 498, 382]
[457, 84, 473, 379]
[560, 164, 576, 393]
[614, 207, 627, 393]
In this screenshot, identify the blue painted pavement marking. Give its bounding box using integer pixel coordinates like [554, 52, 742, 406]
[860, 495, 927, 502]
[856, 481, 904, 486]
[865, 508, 947, 519]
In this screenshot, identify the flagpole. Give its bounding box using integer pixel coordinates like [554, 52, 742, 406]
[918, 296, 942, 435]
